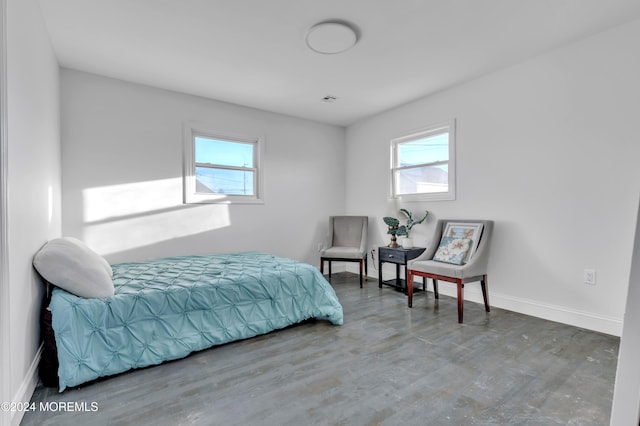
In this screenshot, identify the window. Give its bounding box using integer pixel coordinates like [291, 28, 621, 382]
[390, 120, 456, 201]
[183, 123, 264, 204]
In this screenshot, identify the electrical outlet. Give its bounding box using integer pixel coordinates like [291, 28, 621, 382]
[584, 269, 596, 285]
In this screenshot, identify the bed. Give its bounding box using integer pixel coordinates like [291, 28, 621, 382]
[33, 241, 343, 392]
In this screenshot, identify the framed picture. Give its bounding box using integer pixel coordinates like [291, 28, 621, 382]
[442, 222, 484, 262]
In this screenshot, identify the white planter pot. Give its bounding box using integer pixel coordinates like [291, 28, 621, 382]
[402, 238, 413, 248]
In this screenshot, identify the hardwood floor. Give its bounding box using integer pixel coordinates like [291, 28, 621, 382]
[22, 273, 619, 425]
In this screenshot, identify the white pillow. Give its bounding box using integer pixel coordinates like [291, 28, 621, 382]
[33, 237, 114, 298]
[64, 237, 113, 277]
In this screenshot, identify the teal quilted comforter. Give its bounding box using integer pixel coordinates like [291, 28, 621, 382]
[49, 252, 343, 391]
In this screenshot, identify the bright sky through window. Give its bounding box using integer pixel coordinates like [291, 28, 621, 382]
[195, 137, 254, 168]
[194, 136, 256, 196]
[397, 133, 448, 166]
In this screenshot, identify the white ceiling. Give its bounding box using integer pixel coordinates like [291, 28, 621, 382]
[38, 0, 640, 127]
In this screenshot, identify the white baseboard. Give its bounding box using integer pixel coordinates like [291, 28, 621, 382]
[345, 264, 623, 337]
[433, 282, 623, 337]
[9, 344, 41, 426]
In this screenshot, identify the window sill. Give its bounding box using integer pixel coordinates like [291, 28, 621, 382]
[184, 194, 265, 205]
[392, 192, 456, 202]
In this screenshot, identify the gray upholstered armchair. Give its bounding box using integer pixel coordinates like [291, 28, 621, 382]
[320, 216, 368, 287]
[407, 219, 494, 323]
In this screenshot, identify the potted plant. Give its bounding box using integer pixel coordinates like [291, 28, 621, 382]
[383, 209, 429, 248]
[383, 216, 401, 248]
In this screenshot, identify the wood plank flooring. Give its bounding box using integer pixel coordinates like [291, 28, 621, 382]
[21, 273, 619, 425]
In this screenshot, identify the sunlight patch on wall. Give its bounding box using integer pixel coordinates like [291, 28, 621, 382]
[82, 178, 230, 255]
[84, 178, 183, 222]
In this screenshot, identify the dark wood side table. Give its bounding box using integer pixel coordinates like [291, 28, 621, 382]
[378, 246, 426, 293]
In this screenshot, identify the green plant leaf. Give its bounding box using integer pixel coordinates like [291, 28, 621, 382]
[383, 217, 399, 226]
[414, 210, 429, 225]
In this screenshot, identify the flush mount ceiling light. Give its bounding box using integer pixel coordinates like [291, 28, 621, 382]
[306, 21, 358, 54]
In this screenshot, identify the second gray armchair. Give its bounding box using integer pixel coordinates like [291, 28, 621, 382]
[407, 219, 494, 323]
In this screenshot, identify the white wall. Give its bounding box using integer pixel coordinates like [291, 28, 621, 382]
[61, 70, 345, 266]
[345, 19, 640, 335]
[3, 0, 61, 425]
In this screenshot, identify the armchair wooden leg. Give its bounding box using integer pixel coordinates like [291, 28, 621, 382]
[359, 260, 363, 288]
[433, 279, 439, 299]
[407, 270, 414, 308]
[320, 259, 324, 274]
[457, 281, 464, 323]
[481, 274, 490, 312]
[328, 261, 332, 279]
[364, 256, 368, 281]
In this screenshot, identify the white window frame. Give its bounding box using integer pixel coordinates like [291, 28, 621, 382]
[390, 119, 456, 202]
[183, 122, 264, 204]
